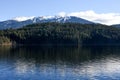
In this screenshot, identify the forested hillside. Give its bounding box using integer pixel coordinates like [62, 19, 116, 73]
[0, 22, 120, 45]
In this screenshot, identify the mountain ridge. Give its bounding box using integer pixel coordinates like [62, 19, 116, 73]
[0, 16, 94, 30]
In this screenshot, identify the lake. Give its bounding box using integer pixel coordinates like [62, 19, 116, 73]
[0, 45, 120, 80]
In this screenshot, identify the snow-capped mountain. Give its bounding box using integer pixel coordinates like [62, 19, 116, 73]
[0, 16, 94, 30]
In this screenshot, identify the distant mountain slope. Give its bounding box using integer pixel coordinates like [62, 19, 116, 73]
[0, 16, 94, 30]
[112, 24, 120, 28]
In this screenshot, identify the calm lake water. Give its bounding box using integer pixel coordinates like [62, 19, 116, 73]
[0, 45, 120, 80]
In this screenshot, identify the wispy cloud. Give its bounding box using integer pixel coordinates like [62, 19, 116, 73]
[58, 10, 120, 25]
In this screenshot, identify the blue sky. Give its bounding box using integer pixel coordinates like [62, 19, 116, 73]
[1, 0, 120, 25]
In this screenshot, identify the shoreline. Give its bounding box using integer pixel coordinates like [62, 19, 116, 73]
[1, 43, 120, 47]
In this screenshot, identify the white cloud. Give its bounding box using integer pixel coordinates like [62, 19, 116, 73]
[13, 16, 35, 22]
[12, 11, 120, 25]
[58, 12, 67, 17]
[58, 10, 120, 25]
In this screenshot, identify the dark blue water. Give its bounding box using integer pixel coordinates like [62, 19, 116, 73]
[0, 45, 120, 80]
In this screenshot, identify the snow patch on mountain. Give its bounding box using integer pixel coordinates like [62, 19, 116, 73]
[42, 16, 54, 19]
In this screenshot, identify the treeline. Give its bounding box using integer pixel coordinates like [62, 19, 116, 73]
[0, 22, 120, 45]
